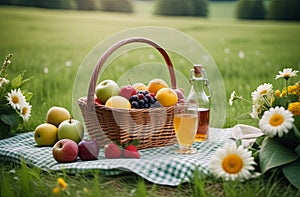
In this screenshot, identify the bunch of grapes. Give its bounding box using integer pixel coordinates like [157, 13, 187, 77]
[129, 90, 161, 109]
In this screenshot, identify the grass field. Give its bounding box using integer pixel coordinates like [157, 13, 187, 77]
[0, 2, 300, 196]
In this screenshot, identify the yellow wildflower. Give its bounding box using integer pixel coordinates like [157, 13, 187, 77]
[281, 89, 287, 97]
[288, 85, 298, 95]
[83, 188, 89, 193]
[52, 187, 60, 195]
[57, 178, 67, 191]
[288, 102, 300, 116]
[275, 90, 281, 97]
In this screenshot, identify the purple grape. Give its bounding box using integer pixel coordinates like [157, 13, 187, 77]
[148, 98, 155, 104]
[150, 101, 161, 108]
[129, 95, 138, 102]
[138, 99, 145, 106]
[145, 94, 152, 100]
[144, 97, 149, 104]
[131, 101, 139, 108]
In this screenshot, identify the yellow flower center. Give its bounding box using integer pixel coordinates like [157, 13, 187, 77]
[12, 95, 19, 104]
[21, 107, 27, 115]
[222, 154, 243, 174]
[269, 113, 284, 127]
[260, 90, 267, 95]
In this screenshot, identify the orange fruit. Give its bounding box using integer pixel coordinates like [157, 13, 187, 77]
[105, 96, 131, 109]
[155, 88, 178, 107]
[147, 79, 168, 95]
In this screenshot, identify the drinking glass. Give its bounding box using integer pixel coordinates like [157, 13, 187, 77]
[173, 103, 198, 154]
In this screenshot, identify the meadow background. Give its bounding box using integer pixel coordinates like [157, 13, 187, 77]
[0, 1, 300, 196]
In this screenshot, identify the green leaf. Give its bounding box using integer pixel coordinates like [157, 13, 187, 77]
[272, 97, 290, 108]
[21, 76, 32, 86]
[23, 91, 33, 102]
[293, 124, 300, 143]
[293, 116, 300, 138]
[0, 113, 19, 128]
[10, 74, 22, 89]
[130, 139, 140, 147]
[259, 137, 299, 173]
[295, 144, 300, 155]
[251, 135, 266, 149]
[235, 139, 242, 147]
[0, 120, 11, 139]
[282, 159, 300, 190]
[287, 94, 300, 103]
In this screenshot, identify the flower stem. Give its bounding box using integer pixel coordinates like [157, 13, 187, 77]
[262, 95, 271, 108]
[285, 79, 289, 97]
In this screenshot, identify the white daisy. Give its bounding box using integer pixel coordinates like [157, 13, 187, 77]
[6, 89, 26, 110]
[259, 106, 294, 137]
[275, 68, 298, 80]
[229, 91, 238, 106]
[250, 104, 262, 119]
[210, 143, 256, 181]
[20, 102, 32, 121]
[0, 77, 9, 87]
[251, 83, 274, 104]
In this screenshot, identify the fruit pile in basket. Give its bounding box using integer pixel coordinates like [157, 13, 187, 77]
[94, 78, 185, 109]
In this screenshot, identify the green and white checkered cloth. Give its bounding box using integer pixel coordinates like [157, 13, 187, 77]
[0, 128, 233, 186]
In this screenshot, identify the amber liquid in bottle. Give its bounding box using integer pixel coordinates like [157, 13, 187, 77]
[195, 108, 210, 142]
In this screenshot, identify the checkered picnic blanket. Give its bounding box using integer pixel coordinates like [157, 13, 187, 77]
[0, 128, 233, 186]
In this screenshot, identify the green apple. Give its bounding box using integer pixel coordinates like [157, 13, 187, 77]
[46, 106, 71, 127]
[58, 118, 84, 144]
[34, 123, 58, 146]
[95, 79, 120, 103]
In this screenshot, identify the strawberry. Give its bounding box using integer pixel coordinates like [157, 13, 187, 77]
[123, 144, 140, 159]
[104, 143, 122, 159]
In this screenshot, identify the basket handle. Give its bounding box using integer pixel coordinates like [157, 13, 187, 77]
[87, 37, 177, 107]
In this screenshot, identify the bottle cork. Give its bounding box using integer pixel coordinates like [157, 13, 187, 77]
[193, 64, 203, 78]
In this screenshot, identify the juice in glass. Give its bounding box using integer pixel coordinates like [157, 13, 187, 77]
[174, 114, 198, 147]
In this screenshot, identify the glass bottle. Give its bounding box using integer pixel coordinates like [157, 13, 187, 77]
[186, 64, 212, 142]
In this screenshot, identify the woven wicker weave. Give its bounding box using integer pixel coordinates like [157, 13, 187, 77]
[78, 37, 178, 149]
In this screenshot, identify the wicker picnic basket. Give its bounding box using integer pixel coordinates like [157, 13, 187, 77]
[78, 37, 178, 149]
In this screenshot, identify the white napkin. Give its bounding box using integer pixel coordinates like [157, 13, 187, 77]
[231, 124, 263, 148]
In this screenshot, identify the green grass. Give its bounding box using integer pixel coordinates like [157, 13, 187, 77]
[0, 2, 300, 196]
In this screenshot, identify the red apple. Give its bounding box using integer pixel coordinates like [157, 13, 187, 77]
[52, 139, 78, 163]
[174, 88, 186, 100]
[78, 140, 100, 161]
[120, 85, 137, 100]
[94, 97, 102, 105]
[178, 98, 186, 103]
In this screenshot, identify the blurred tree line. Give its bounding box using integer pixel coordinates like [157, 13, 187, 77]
[0, 0, 134, 12]
[235, 0, 300, 20]
[0, 0, 299, 20]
